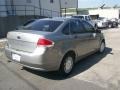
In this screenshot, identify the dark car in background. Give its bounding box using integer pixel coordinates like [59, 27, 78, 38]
[108, 18, 118, 28]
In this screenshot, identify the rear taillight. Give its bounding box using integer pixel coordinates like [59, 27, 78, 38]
[37, 38, 54, 47]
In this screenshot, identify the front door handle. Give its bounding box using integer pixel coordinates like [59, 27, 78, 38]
[91, 33, 96, 38]
[74, 35, 78, 39]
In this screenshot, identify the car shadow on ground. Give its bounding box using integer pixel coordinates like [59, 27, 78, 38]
[24, 47, 112, 80]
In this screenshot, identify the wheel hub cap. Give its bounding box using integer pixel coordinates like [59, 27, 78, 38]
[64, 57, 73, 73]
[100, 43, 105, 52]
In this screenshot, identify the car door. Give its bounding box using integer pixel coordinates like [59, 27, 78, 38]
[69, 20, 92, 59]
[82, 21, 100, 51]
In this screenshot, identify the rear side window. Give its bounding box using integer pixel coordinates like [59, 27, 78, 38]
[62, 24, 70, 35]
[82, 21, 95, 33]
[20, 20, 63, 32]
[70, 20, 85, 34]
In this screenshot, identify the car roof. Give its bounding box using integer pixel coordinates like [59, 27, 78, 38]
[73, 15, 89, 17]
[34, 17, 65, 22]
[35, 17, 79, 22]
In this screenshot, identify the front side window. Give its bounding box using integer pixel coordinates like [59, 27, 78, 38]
[79, 16, 84, 20]
[85, 16, 91, 21]
[70, 20, 85, 34]
[82, 21, 95, 33]
[88, 16, 92, 20]
[19, 20, 63, 32]
[85, 16, 88, 20]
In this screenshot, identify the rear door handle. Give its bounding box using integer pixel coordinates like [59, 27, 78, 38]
[90, 33, 97, 38]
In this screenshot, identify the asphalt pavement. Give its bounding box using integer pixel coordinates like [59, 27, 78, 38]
[0, 28, 120, 90]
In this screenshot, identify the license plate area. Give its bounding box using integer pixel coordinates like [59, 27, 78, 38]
[12, 53, 21, 62]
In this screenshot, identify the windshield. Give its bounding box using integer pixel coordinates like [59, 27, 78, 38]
[19, 20, 63, 32]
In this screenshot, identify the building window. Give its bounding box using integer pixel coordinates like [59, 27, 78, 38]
[26, 0, 32, 3]
[50, 0, 54, 3]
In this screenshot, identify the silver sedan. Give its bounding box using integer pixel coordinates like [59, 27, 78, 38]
[5, 18, 105, 76]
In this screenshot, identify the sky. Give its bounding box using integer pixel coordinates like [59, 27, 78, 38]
[78, 0, 120, 8]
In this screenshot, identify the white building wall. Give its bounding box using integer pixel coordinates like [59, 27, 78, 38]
[5, 0, 12, 14]
[61, 0, 78, 8]
[40, 0, 60, 17]
[89, 9, 120, 19]
[12, 0, 60, 17]
[40, 0, 78, 17]
[0, 0, 77, 17]
[0, 0, 7, 17]
[13, 0, 40, 16]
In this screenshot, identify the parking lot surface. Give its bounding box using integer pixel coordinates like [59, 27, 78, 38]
[0, 28, 120, 90]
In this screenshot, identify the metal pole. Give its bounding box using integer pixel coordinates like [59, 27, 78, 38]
[34, 6, 35, 18]
[5, 0, 8, 15]
[14, 5, 16, 16]
[11, 0, 14, 15]
[65, 8, 66, 17]
[39, 0, 41, 16]
[25, 5, 27, 17]
[65, 1, 67, 17]
[76, 8, 78, 15]
[59, 0, 62, 17]
[51, 10, 52, 18]
[76, 0, 78, 15]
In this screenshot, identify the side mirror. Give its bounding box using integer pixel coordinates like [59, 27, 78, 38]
[96, 29, 101, 33]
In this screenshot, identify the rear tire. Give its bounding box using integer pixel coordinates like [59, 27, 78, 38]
[116, 23, 118, 28]
[59, 54, 74, 76]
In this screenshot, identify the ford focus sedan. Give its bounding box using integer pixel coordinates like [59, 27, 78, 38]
[5, 18, 105, 76]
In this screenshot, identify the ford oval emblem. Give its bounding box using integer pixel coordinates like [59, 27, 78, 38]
[17, 36, 21, 39]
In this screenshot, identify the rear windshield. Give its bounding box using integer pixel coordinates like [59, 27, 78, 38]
[20, 20, 63, 32]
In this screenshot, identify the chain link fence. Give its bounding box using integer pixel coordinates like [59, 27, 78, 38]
[0, 5, 60, 38]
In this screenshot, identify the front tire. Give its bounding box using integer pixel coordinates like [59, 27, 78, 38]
[108, 24, 112, 28]
[95, 24, 98, 30]
[59, 54, 74, 76]
[99, 41, 105, 53]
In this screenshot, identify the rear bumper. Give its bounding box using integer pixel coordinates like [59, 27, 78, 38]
[5, 47, 61, 71]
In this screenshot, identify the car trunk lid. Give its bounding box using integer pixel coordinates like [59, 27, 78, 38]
[7, 30, 50, 53]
